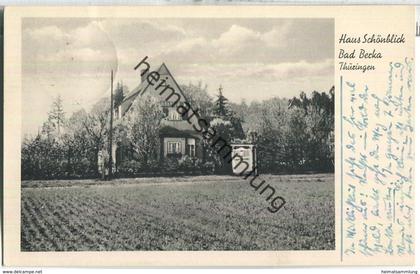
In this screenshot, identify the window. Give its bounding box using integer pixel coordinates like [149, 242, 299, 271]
[167, 141, 181, 154]
[187, 139, 196, 157]
[187, 144, 195, 157]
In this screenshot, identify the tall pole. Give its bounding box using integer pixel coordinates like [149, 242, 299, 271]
[417, 22, 420, 36]
[108, 70, 114, 179]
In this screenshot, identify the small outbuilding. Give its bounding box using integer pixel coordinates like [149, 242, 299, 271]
[231, 143, 257, 175]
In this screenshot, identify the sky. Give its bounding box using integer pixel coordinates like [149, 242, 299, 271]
[22, 18, 334, 135]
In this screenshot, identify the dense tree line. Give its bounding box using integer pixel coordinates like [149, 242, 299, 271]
[22, 96, 111, 180]
[235, 88, 335, 173]
[184, 83, 334, 173]
[21, 83, 334, 180]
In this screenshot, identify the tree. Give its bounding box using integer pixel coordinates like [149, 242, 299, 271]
[48, 95, 66, 135]
[61, 109, 97, 177]
[235, 88, 334, 173]
[121, 95, 164, 168]
[21, 95, 68, 179]
[206, 87, 245, 173]
[21, 96, 114, 180]
[211, 86, 244, 139]
[114, 81, 128, 108]
[180, 81, 213, 119]
[288, 87, 335, 171]
[253, 98, 291, 172]
[213, 85, 231, 117]
[41, 120, 56, 141]
[231, 99, 248, 122]
[81, 98, 110, 174]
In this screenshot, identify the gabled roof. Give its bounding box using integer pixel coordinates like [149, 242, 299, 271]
[119, 63, 188, 116]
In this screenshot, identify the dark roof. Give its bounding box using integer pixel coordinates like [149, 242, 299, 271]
[159, 125, 201, 139]
[119, 63, 188, 116]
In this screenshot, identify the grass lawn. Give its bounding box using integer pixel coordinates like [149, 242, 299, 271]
[21, 173, 335, 251]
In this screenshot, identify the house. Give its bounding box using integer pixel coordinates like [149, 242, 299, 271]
[113, 63, 205, 168]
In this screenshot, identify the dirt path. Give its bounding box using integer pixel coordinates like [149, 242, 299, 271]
[22, 173, 334, 189]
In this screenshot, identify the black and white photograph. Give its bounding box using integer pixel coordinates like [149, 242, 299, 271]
[20, 17, 335, 251]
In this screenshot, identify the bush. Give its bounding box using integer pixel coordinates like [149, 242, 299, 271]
[161, 155, 208, 175]
[117, 160, 143, 176]
[202, 161, 216, 174]
[179, 156, 202, 172]
[70, 158, 96, 178]
[162, 156, 180, 173]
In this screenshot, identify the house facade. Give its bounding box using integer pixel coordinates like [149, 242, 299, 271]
[113, 63, 204, 168]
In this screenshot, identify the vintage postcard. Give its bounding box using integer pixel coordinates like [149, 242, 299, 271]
[2, 5, 415, 267]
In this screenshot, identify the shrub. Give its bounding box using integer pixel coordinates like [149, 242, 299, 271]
[179, 156, 202, 172]
[71, 158, 96, 178]
[202, 161, 216, 174]
[118, 160, 143, 176]
[163, 156, 180, 173]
